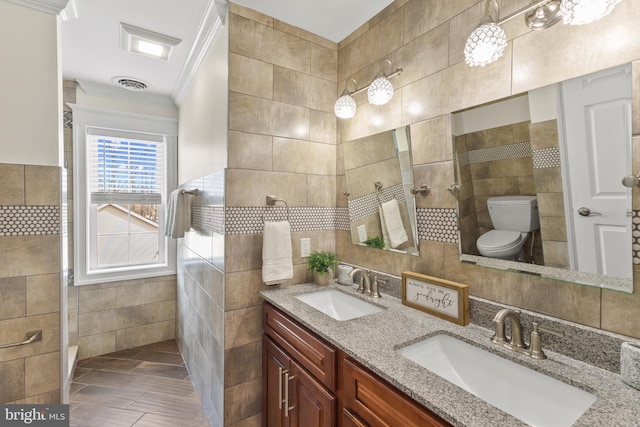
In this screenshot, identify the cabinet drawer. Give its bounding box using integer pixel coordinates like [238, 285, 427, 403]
[343, 357, 450, 427]
[264, 302, 337, 390]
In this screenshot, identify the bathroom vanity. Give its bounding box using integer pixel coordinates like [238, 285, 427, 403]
[261, 283, 640, 427]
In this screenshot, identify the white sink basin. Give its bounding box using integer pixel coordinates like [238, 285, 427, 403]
[296, 290, 382, 321]
[400, 334, 596, 427]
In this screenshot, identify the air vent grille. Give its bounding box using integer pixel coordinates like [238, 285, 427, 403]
[117, 78, 147, 91]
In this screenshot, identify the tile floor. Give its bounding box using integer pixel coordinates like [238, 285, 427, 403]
[70, 340, 209, 427]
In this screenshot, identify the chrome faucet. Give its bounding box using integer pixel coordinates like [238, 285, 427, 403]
[490, 308, 565, 359]
[349, 268, 371, 295]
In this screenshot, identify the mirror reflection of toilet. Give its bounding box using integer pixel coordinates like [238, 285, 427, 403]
[476, 196, 540, 261]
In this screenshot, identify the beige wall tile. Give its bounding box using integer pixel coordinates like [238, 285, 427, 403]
[25, 351, 59, 397]
[634, 61, 640, 135]
[229, 92, 273, 135]
[228, 131, 273, 171]
[115, 320, 175, 351]
[0, 164, 24, 205]
[225, 270, 267, 311]
[25, 166, 59, 205]
[542, 241, 570, 268]
[0, 235, 59, 278]
[529, 120, 559, 150]
[229, 13, 274, 63]
[0, 312, 60, 363]
[229, 53, 273, 99]
[0, 277, 25, 320]
[116, 300, 175, 330]
[339, 93, 403, 142]
[79, 332, 115, 360]
[272, 101, 310, 140]
[229, 3, 274, 27]
[225, 234, 263, 273]
[403, 0, 477, 45]
[224, 306, 262, 350]
[413, 161, 456, 209]
[309, 110, 337, 145]
[311, 44, 338, 82]
[224, 377, 262, 425]
[271, 28, 311, 74]
[0, 359, 24, 403]
[307, 175, 336, 207]
[397, 22, 449, 87]
[79, 287, 116, 314]
[537, 192, 565, 217]
[224, 341, 262, 388]
[411, 115, 453, 165]
[116, 280, 176, 308]
[273, 139, 336, 175]
[274, 19, 337, 50]
[26, 274, 59, 316]
[79, 309, 117, 337]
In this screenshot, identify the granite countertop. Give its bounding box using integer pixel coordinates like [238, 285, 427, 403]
[261, 282, 640, 427]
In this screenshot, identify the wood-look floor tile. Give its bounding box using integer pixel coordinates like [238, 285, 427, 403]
[72, 367, 91, 380]
[100, 349, 142, 359]
[70, 385, 144, 409]
[132, 350, 184, 366]
[136, 340, 180, 354]
[76, 370, 195, 397]
[128, 392, 207, 420]
[132, 413, 209, 427]
[69, 383, 86, 395]
[69, 403, 144, 427]
[130, 362, 190, 380]
[78, 357, 143, 372]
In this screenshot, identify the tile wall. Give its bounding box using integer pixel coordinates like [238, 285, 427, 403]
[0, 163, 62, 404]
[335, 0, 640, 339]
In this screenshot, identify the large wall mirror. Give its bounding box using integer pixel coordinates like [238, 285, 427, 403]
[451, 63, 633, 293]
[344, 126, 420, 256]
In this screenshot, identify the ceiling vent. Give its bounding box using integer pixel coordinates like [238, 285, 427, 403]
[113, 77, 149, 91]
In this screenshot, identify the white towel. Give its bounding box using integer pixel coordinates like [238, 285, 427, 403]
[379, 208, 390, 249]
[165, 189, 194, 239]
[262, 221, 293, 285]
[380, 199, 408, 249]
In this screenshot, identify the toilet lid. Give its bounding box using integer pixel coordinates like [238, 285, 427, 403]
[477, 230, 523, 250]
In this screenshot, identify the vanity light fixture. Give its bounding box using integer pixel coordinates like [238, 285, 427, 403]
[561, 0, 621, 25]
[333, 59, 402, 119]
[334, 79, 358, 119]
[464, 0, 622, 67]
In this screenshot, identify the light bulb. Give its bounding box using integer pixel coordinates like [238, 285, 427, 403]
[367, 75, 394, 106]
[464, 22, 507, 67]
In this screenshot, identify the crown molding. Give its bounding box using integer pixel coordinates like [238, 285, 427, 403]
[172, 0, 225, 106]
[5, 0, 69, 15]
[77, 80, 177, 110]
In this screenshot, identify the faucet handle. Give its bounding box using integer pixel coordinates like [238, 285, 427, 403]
[528, 323, 564, 360]
[371, 277, 386, 298]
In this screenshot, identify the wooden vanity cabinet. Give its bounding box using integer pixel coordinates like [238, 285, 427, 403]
[263, 303, 337, 427]
[342, 355, 451, 427]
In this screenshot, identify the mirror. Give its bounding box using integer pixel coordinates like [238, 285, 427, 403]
[344, 126, 420, 256]
[451, 64, 633, 292]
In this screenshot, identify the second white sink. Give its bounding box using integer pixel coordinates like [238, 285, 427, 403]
[296, 290, 382, 321]
[400, 334, 596, 427]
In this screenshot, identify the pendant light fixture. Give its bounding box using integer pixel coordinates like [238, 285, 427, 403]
[334, 79, 357, 119]
[333, 60, 402, 119]
[560, 0, 621, 25]
[464, 0, 507, 67]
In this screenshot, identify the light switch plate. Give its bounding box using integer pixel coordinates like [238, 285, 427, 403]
[301, 238, 311, 257]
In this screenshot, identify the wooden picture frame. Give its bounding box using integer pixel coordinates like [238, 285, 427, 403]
[401, 272, 469, 326]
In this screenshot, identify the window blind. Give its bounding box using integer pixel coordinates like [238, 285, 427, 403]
[89, 134, 165, 205]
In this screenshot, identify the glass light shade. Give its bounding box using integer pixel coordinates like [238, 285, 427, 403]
[560, 0, 621, 25]
[334, 94, 357, 119]
[367, 75, 394, 106]
[464, 22, 508, 67]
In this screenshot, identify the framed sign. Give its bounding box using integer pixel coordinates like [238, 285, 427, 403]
[402, 272, 469, 326]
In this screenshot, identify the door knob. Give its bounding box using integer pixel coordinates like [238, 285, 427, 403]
[622, 175, 640, 188]
[578, 207, 602, 216]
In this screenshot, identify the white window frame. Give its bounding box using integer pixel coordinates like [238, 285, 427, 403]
[70, 104, 177, 285]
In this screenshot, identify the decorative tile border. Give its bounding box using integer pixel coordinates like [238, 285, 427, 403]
[633, 210, 640, 265]
[63, 111, 73, 129]
[416, 208, 458, 243]
[458, 141, 532, 166]
[348, 183, 406, 222]
[192, 206, 224, 234]
[0, 206, 60, 236]
[532, 146, 561, 168]
[224, 206, 343, 235]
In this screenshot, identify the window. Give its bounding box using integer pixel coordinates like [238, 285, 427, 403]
[72, 105, 177, 285]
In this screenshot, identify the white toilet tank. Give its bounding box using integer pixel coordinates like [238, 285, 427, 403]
[487, 196, 540, 232]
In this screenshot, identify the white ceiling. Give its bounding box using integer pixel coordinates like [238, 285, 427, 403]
[59, 0, 394, 104]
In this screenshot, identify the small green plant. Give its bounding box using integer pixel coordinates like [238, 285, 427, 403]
[363, 236, 385, 249]
[306, 250, 338, 273]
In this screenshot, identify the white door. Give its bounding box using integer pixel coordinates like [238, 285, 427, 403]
[560, 64, 632, 279]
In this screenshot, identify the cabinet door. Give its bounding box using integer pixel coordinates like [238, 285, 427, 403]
[288, 360, 336, 427]
[264, 336, 290, 427]
[342, 408, 368, 427]
[343, 357, 450, 427]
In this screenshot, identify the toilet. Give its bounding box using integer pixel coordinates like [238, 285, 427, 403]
[476, 196, 540, 261]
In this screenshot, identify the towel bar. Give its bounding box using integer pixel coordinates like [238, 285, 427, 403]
[265, 195, 290, 222]
[180, 189, 198, 196]
[0, 330, 42, 349]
